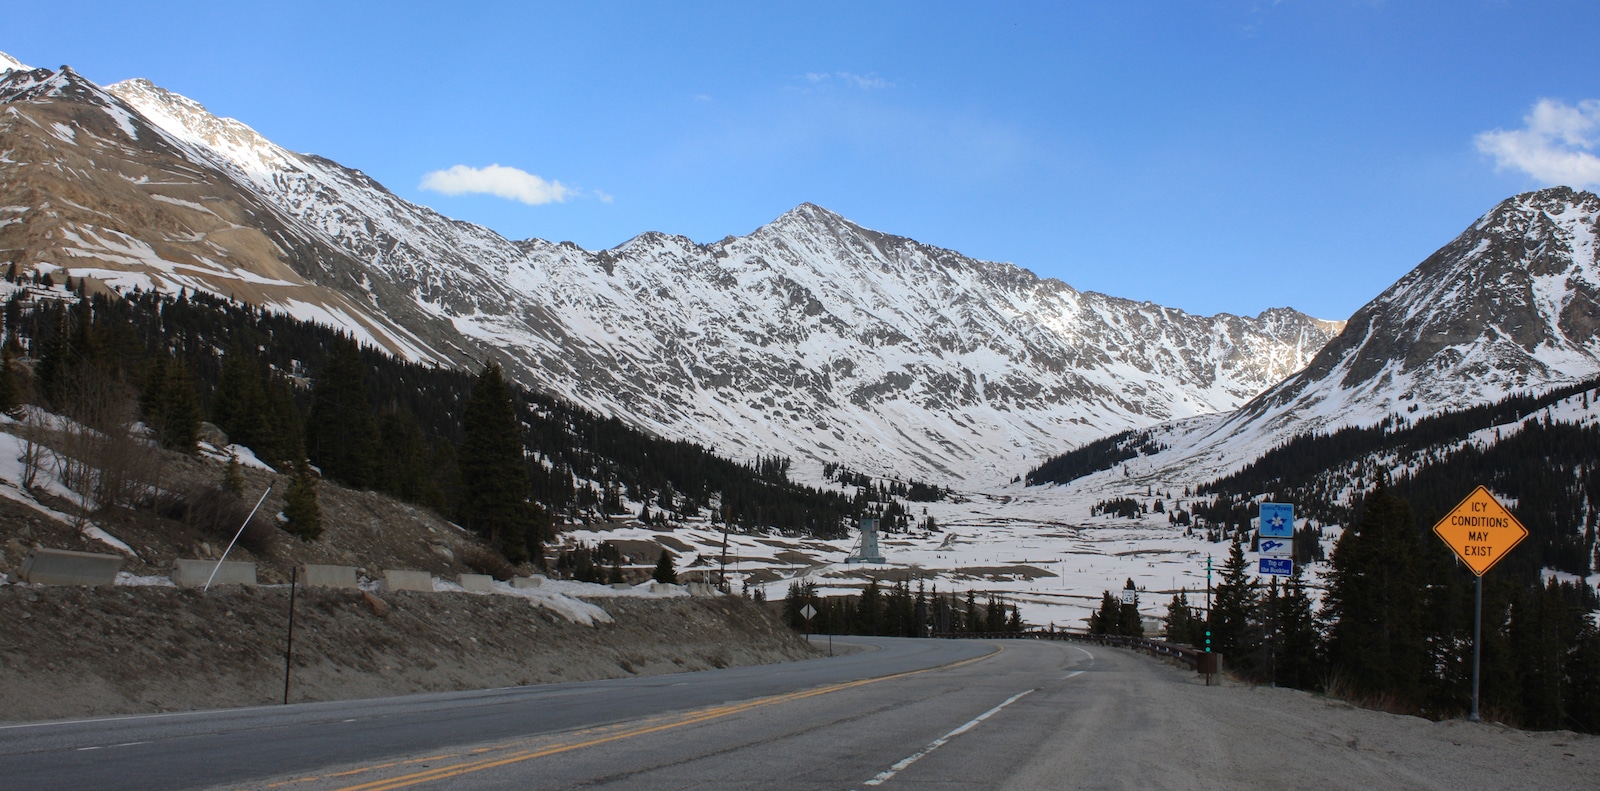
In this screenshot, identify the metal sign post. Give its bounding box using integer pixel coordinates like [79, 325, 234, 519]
[801, 602, 816, 646]
[1431, 486, 1528, 723]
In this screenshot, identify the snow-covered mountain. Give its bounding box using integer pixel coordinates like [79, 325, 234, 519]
[1, 56, 1343, 485]
[1040, 186, 1600, 496]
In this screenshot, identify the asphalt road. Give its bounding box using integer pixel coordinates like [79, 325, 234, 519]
[4, 636, 1595, 790]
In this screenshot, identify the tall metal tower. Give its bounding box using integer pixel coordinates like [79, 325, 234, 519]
[845, 517, 886, 564]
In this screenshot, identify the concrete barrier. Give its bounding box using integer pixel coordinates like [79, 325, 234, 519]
[610, 582, 632, 591]
[382, 569, 434, 592]
[512, 576, 543, 589]
[301, 564, 359, 589]
[687, 582, 720, 597]
[650, 582, 676, 594]
[172, 559, 256, 588]
[18, 548, 123, 586]
[459, 573, 495, 592]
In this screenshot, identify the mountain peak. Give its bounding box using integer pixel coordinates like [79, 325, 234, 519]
[768, 202, 857, 232]
[0, 51, 29, 73]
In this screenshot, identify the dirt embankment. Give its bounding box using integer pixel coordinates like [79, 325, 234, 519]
[0, 585, 816, 722]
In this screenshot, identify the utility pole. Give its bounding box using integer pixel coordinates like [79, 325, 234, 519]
[283, 566, 298, 705]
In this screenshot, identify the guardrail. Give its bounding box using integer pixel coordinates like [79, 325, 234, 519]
[933, 629, 1204, 670]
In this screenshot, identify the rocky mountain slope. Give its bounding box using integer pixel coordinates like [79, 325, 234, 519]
[1032, 187, 1600, 492]
[1, 54, 1341, 485]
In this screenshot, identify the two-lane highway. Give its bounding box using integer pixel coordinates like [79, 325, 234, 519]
[5, 636, 1594, 790]
[0, 637, 1001, 790]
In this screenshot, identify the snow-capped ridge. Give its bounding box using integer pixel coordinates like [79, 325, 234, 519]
[0, 50, 30, 74]
[1043, 186, 1600, 498]
[6, 63, 1346, 486]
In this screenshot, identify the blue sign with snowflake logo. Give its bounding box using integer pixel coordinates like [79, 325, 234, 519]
[1259, 502, 1294, 538]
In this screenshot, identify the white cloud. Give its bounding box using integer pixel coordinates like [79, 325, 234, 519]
[419, 164, 573, 205]
[801, 71, 893, 90]
[1475, 99, 1600, 189]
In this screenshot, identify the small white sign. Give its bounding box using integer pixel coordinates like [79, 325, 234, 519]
[1119, 589, 1136, 605]
[1257, 537, 1292, 557]
[801, 604, 817, 620]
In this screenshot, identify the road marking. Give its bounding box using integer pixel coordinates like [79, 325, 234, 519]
[1061, 670, 1084, 680]
[859, 688, 1036, 787]
[326, 646, 1005, 791]
[1070, 645, 1096, 663]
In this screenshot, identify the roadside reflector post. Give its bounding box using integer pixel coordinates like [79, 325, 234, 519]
[1431, 486, 1528, 724]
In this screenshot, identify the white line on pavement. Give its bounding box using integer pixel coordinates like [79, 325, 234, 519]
[859, 688, 1036, 788]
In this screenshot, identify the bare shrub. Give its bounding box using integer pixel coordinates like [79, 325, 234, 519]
[17, 407, 48, 490]
[173, 485, 278, 555]
[461, 544, 517, 580]
[48, 361, 161, 514]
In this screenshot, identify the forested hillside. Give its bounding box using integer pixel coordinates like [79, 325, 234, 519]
[0, 280, 858, 563]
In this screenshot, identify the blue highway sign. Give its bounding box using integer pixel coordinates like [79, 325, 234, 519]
[1259, 503, 1294, 538]
[1258, 557, 1293, 576]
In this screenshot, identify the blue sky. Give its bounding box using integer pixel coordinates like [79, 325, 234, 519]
[8, 2, 1600, 319]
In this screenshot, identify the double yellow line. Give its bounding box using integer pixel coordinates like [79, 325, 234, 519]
[324, 645, 1002, 791]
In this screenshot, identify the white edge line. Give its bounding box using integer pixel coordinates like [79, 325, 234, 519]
[860, 688, 1036, 788]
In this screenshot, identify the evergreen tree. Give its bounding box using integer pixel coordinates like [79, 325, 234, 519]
[222, 454, 245, 497]
[375, 405, 442, 508]
[140, 355, 201, 452]
[1275, 562, 1320, 689]
[1090, 591, 1119, 635]
[458, 362, 536, 563]
[1210, 530, 1259, 667]
[282, 459, 322, 541]
[0, 349, 18, 415]
[653, 549, 678, 584]
[1165, 589, 1201, 645]
[1320, 486, 1427, 706]
[858, 580, 883, 635]
[211, 344, 270, 450]
[305, 339, 379, 489]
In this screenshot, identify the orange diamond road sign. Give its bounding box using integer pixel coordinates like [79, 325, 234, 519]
[1432, 486, 1528, 576]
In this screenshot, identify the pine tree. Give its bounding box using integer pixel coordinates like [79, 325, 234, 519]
[0, 349, 18, 416]
[1320, 485, 1427, 706]
[305, 339, 379, 489]
[458, 362, 536, 563]
[159, 362, 201, 452]
[211, 344, 270, 450]
[1090, 591, 1119, 634]
[1165, 589, 1200, 645]
[1275, 562, 1320, 689]
[222, 454, 245, 497]
[653, 549, 677, 584]
[375, 405, 442, 507]
[1210, 529, 1259, 667]
[282, 459, 322, 541]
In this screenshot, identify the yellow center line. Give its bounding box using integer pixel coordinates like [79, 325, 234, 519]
[329, 645, 1003, 791]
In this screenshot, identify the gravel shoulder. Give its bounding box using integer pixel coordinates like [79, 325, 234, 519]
[1008, 643, 1600, 790]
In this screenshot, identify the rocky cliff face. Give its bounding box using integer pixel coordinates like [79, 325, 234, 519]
[3, 56, 1342, 485]
[1245, 187, 1600, 431]
[1050, 187, 1600, 492]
